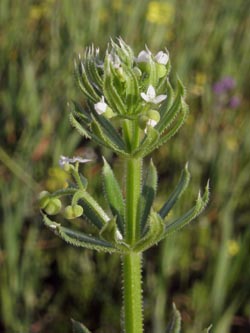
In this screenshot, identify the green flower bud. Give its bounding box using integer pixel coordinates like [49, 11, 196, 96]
[38, 191, 50, 209]
[64, 205, 83, 219]
[43, 198, 62, 215]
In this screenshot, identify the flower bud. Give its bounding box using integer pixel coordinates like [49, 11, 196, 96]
[64, 205, 83, 219]
[43, 198, 62, 215]
[38, 191, 50, 209]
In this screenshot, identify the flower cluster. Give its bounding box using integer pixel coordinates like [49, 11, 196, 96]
[70, 38, 188, 158]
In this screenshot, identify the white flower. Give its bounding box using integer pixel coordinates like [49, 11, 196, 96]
[59, 155, 92, 167]
[94, 96, 108, 115]
[154, 51, 169, 65]
[140, 85, 167, 104]
[135, 46, 152, 63]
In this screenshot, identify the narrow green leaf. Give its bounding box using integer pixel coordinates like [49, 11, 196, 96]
[71, 318, 92, 333]
[166, 303, 181, 333]
[103, 58, 127, 114]
[163, 181, 210, 237]
[69, 112, 91, 139]
[75, 60, 100, 102]
[133, 211, 164, 252]
[122, 65, 140, 112]
[43, 214, 117, 253]
[102, 158, 125, 234]
[156, 99, 189, 149]
[139, 159, 158, 234]
[99, 217, 119, 243]
[85, 47, 103, 89]
[91, 119, 128, 156]
[133, 126, 159, 158]
[159, 163, 190, 218]
[156, 79, 185, 134]
[92, 112, 127, 150]
[69, 111, 112, 149]
[73, 190, 109, 230]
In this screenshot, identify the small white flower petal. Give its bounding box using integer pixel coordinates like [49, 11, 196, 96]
[147, 85, 156, 99]
[155, 51, 169, 65]
[147, 119, 157, 127]
[153, 94, 167, 104]
[140, 92, 150, 102]
[136, 50, 151, 63]
[94, 96, 108, 115]
[59, 155, 92, 167]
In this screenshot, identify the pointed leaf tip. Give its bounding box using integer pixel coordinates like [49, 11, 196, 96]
[71, 318, 92, 333]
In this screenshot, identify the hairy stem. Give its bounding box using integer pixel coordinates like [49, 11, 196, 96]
[122, 252, 143, 333]
[122, 156, 143, 333]
[125, 157, 142, 244]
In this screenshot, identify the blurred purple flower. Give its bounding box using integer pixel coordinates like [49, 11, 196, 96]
[229, 96, 240, 109]
[213, 76, 236, 94]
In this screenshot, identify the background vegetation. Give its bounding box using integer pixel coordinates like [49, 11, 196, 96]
[0, 0, 249, 332]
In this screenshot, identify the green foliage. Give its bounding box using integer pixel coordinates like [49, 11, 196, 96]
[0, 0, 249, 332]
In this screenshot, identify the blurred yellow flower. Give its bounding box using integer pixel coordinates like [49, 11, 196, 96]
[225, 136, 238, 152]
[112, 0, 123, 11]
[227, 240, 239, 256]
[190, 72, 207, 96]
[146, 2, 175, 25]
[45, 167, 69, 192]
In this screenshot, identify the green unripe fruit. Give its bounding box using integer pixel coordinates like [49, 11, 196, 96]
[138, 114, 149, 130]
[146, 110, 160, 122]
[64, 205, 83, 219]
[38, 191, 50, 209]
[43, 198, 62, 215]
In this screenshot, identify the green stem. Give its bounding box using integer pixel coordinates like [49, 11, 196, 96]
[125, 157, 142, 244]
[122, 252, 143, 333]
[122, 156, 143, 333]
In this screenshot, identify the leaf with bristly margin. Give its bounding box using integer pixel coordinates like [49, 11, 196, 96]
[122, 65, 140, 112]
[69, 112, 92, 139]
[166, 304, 181, 333]
[71, 319, 92, 333]
[72, 190, 109, 230]
[163, 181, 210, 237]
[158, 79, 174, 115]
[159, 163, 190, 219]
[99, 217, 119, 243]
[133, 211, 164, 252]
[156, 99, 189, 150]
[102, 158, 125, 234]
[92, 112, 127, 151]
[42, 214, 118, 253]
[85, 47, 103, 90]
[75, 60, 100, 103]
[91, 120, 128, 156]
[133, 126, 159, 158]
[103, 57, 127, 115]
[156, 79, 185, 134]
[71, 100, 92, 121]
[139, 160, 158, 235]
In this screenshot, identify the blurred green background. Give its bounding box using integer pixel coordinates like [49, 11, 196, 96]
[0, 0, 250, 332]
